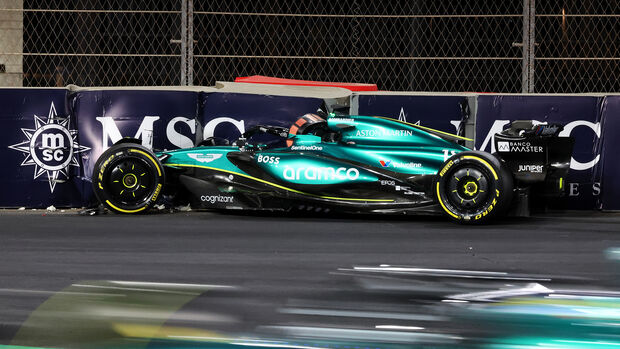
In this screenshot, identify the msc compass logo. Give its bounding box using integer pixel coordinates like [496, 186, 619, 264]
[8, 102, 90, 192]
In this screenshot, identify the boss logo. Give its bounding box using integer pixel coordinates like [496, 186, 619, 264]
[257, 154, 280, 164]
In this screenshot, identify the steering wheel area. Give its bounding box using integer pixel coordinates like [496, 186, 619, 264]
[236, 125, 290, 151]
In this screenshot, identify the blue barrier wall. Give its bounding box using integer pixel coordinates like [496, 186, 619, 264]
[72, 89, 200, 179]
[474, 95, 604, 209]
[0, 88, 87, 207]
[597, 96, 620, 211]
[354, 94, 469, 135]
[0, 87, 327, 207]
[1, 87, 619, 210]
[199, 92, 324, 143]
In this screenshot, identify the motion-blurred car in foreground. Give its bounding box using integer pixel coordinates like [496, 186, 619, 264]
[8, 263, 620, 349]
[92, 113, 573, 223]
[344, 264, 620, 348]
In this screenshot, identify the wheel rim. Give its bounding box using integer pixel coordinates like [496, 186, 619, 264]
[446, 167, 490, 209]
[105, 157, 156, 206]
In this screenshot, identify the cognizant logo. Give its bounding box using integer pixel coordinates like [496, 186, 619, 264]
[283, 166, 360, 181]
[200, 195, 234, 204]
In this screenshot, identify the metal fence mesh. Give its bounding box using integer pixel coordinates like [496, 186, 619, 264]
[535, 1, 620, 93]
[0, 0, 618, 92]
[17, 0, 182, 86]
[192, 1, 525, 92]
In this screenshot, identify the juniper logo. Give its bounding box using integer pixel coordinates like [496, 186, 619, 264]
[8, 102, 90, 192]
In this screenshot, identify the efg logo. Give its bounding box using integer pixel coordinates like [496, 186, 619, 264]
[8, 102, 90, 192]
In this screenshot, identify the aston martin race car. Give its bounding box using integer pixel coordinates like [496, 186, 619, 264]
[91, 113, 573, 223]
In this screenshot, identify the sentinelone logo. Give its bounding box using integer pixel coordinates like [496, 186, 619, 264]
[8, 102, 90, 193]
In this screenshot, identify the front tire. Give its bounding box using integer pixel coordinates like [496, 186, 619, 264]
[436, 151, 513, 224]
[92, 143, 165, 214]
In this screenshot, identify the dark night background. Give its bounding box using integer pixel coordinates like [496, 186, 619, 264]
[21, 0, 620, 92]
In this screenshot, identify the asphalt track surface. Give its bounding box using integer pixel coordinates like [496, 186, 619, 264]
[1, 209, 620, 343]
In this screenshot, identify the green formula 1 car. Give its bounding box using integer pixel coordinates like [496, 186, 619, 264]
[91, 113, 573, 223]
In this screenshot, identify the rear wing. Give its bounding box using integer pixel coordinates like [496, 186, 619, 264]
[494, 120, 574, 195]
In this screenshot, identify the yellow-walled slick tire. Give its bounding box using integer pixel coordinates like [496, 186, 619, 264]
[436, 151, 513, 224]
[92, 143, 165, 214]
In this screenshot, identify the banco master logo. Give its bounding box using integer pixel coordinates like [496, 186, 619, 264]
[8, 102, 90, 192]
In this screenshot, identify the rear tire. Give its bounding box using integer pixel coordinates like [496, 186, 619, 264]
[92, 143, 165, 214]
[436, 151, 513, 224]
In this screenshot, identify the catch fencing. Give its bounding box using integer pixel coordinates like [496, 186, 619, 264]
[1, 0, 618, 92]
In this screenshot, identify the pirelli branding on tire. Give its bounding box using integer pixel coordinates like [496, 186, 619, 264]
[439, 160, 454, 177]
[436, 152, 512, 224]
[92, 143, 165, 214]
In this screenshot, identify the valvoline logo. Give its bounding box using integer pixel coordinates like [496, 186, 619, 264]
[379, 160, 391, 168]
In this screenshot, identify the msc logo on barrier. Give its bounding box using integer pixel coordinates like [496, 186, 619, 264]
[8, 102, 90, 192]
